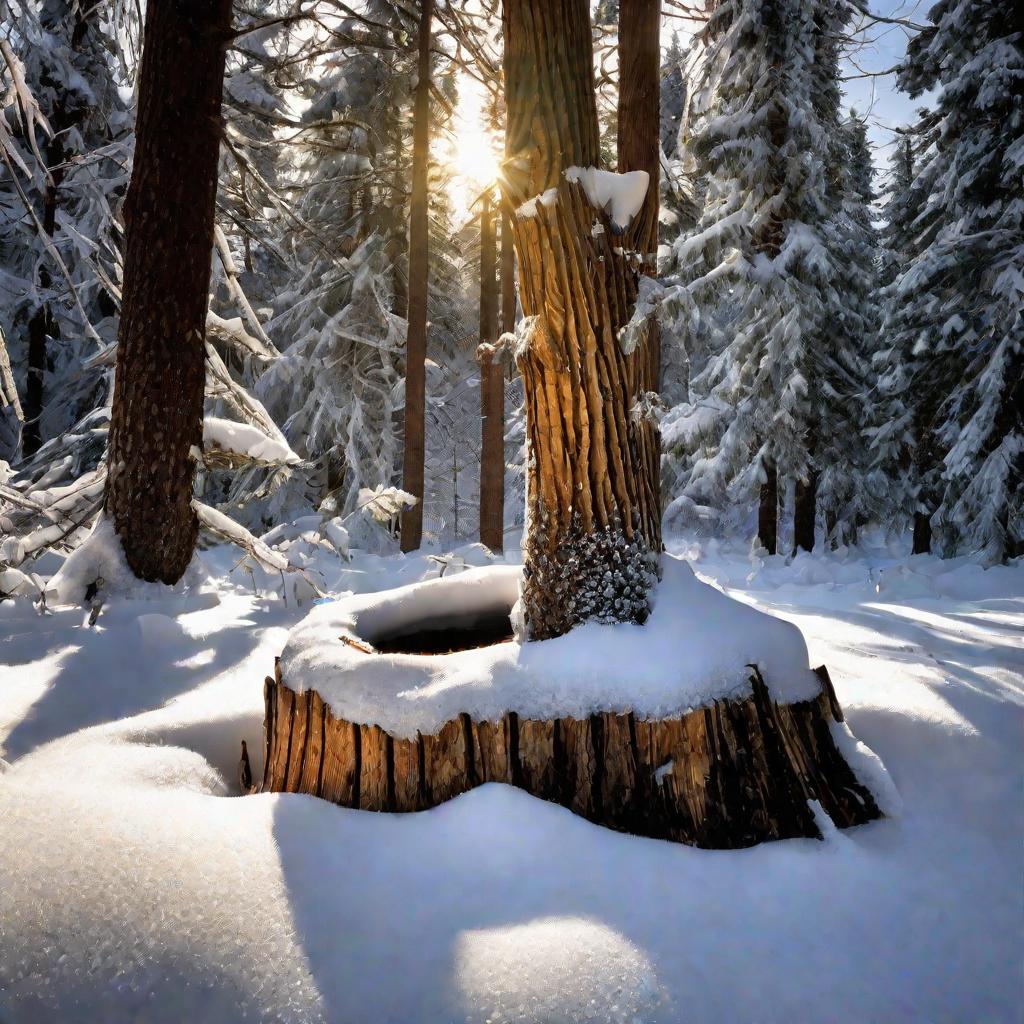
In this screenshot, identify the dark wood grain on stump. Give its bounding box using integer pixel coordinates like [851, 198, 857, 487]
[262, 665, 881, 849]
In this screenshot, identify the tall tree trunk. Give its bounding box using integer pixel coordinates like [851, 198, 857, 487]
[104, 0, 231, 583]
[500, 32, 517, 351]
[479, 191, 504, 552]
[793, 470, 817, 553]
[616, 0, 662, 476]
[504, 0, 661, 640]
[758, 461, 778, 555]
[616, 0, 660, 270]
[500, 206, 516, 339]
[399, 0, 433, 552]
[387, 119, 408, 316]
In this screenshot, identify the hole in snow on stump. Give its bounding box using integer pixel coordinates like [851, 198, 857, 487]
[371, 609, 514, 655]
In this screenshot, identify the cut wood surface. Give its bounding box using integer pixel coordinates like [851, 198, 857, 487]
[263, 659, 880, 848]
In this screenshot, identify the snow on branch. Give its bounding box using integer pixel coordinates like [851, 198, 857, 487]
[212, 225, 279, 358]
[352, 485, 418, 525]
[207, 312, 278, 364]
[204, 342, 291, 450]
[202, 417, 300, 468]
[0, 39, 52, 182]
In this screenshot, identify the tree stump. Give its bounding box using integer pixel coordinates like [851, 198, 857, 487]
[262, 657, 880, 849]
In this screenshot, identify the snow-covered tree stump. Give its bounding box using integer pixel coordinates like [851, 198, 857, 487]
[262, 562, 882, 848]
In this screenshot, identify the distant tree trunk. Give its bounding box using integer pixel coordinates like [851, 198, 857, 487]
[504, 0, 661, 640]
[758, 461, 778, 555]
[616, 0, 662, 461]
[500, 206, 516, 339]
[399, 0, 433, 552]
[499, 30, 517, 348]
[479, 191, 504, 552]
[617, 0, 660, 267]
[104, 0, 232, 583]
[793, 470, 817, 553]
[387, 119, 408, 316]
[912, 511, 931, 554]
[22, 154, 59, 457]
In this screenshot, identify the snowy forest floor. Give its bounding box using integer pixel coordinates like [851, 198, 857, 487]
[1, 531, 1021, 1024]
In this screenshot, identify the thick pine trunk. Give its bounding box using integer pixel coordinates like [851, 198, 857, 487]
[263, 662, 879, 848]
[794, 470, 818, 553]
[758, 460, 778, 555]
[479, 192, 504, 552]
[504, 0, 661, 640]
[104, 0, 232, 583]
[399, 0, 433, 553]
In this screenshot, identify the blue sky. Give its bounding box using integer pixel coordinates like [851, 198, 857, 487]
[840, 0, 931, 175]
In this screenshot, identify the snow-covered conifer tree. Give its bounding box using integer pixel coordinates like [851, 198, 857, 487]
[815, 113, 881, 547]
[0, 0, 129, 459]
[883, 0, 1023, 561]
[664, 0, 838, 552]
[660, 32, 686, 157]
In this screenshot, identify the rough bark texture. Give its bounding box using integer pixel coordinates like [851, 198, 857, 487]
[479, 191, 504, 552]
[758, 461, 778, 555]
[263, 661, 881, 849]
[104, 0, 231, 583]
[399, 0, 433, 552]
[794, 470, 818, 553]
[504, 0, 661, 640]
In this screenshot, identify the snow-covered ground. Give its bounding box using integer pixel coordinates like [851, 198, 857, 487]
[1, 531, 1021, 1023]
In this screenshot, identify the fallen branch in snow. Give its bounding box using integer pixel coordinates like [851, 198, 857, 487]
[192, 500, 324, 600]
[192, 500, 290, 573]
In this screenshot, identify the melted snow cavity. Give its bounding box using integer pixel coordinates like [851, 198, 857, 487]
[280, 553, 820, 736]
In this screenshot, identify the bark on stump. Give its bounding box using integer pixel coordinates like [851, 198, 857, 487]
[262, 660, 880, 849]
